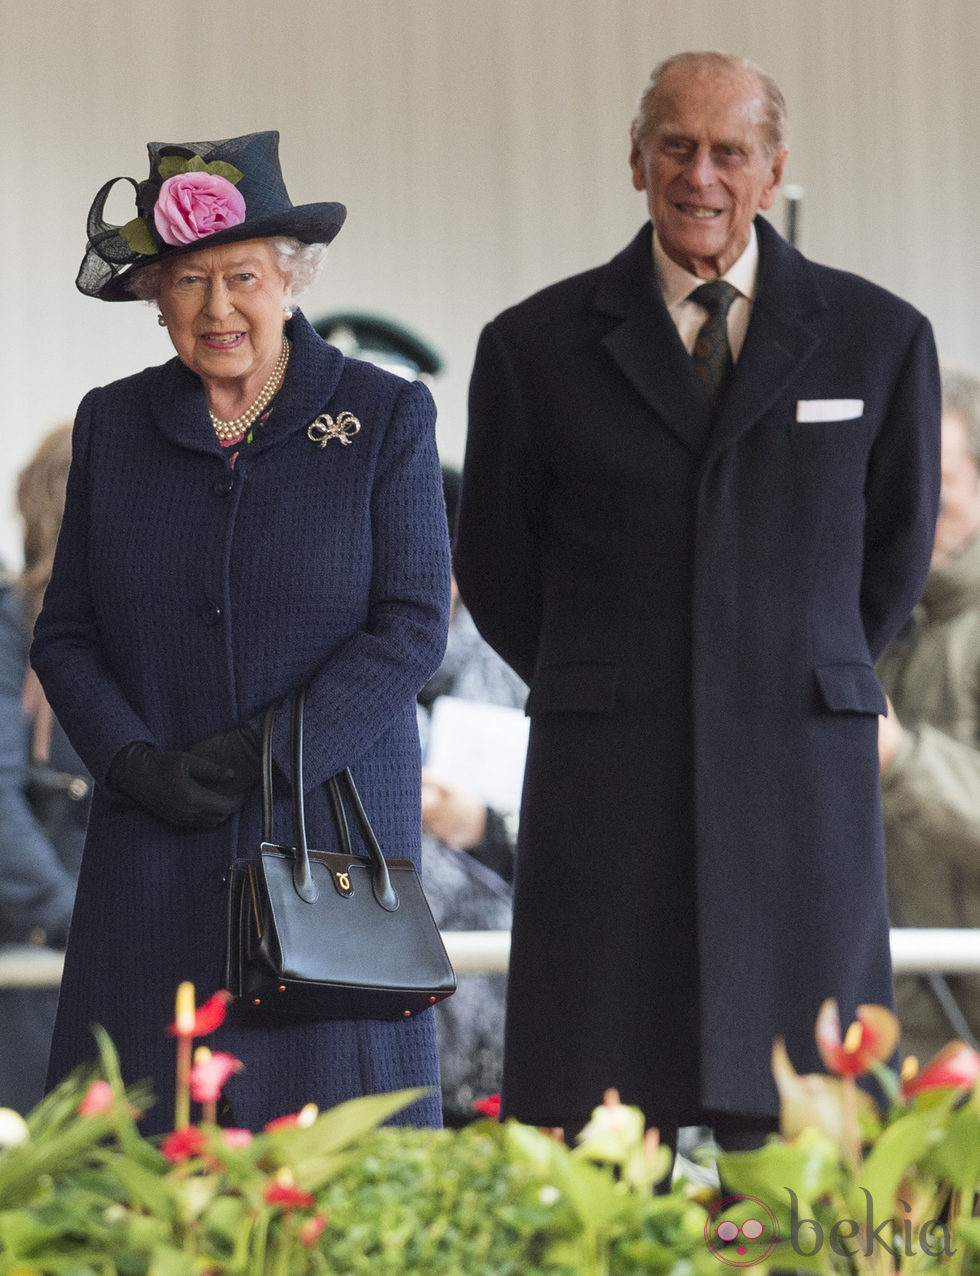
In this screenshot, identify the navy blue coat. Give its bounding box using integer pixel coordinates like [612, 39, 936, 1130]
[32, 312, 451, 1133]
[456, 219, 941, 1129]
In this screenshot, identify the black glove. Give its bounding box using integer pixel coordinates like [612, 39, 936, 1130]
[107, 742, 243, 829]
[188, 726, 262, 799]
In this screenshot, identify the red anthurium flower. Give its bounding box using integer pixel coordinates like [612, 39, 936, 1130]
[161, 1125, 207, 1162]
[263, 1103, 319, 1132]
[78, 1080, 115, 1116]
[263, 1113, 300, 1133]
[902, 1040, 980, 1097]
[220, 1127, 254, 1149]
[190, 1048, 243, 1104]
[78, 1079, 141, 1121]
[265, 1168, 315, 1210]
[472, 1094, 501, 1120]
[166, 988, 232, 1039]
[265, 1182, 316, 1209]
[299, 1213, 329, 1247]
[815, 999, 899, 1078]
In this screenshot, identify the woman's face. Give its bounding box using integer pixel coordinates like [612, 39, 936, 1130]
[156, 239, 291, 393]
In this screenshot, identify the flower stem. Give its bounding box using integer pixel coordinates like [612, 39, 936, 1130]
[841, 1074, 862, 1171]
[271, 1214, 296, 1276]
[175, 1034, 192, 1131]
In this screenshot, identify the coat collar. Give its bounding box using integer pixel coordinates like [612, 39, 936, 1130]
[595, 218, 827, 457]
[147, 310, 345, 456]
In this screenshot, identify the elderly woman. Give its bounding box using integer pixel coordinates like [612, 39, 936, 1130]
[32, 132, 450, 1133]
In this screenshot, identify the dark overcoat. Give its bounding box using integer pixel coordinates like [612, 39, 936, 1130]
[32, 312, 451, 1134]
[455, 218, 941, 1129]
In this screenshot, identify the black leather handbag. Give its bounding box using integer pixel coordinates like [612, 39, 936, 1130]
[226, 690, 456, 1020]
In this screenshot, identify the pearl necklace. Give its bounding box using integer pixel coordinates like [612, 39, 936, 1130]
[208, 338, 291, 442]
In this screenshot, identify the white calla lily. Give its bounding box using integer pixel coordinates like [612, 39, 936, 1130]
[0, 1107, 29, 1147]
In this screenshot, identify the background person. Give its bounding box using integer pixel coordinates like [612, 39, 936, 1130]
[456, 50, 940, 1152]
[877, 364, 980, 1063]
[32, 132, 450, 1134]
[0, 424, 91, 1114]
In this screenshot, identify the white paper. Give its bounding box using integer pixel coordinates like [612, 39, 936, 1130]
[425, 695, 530, 813]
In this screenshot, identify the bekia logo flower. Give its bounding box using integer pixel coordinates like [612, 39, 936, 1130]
[705, 1194, 779, 1267]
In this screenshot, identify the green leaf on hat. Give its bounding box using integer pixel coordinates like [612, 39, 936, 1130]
[156, 155, 243, 184]
[158, 156, 190, 179]
[119, 217, 159, 256]
[205, 162, 244, 184]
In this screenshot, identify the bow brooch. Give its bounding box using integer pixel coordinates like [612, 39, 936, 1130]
[307, 411, 362, 448]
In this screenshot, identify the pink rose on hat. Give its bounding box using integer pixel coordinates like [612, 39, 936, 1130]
[153, 172, 247, 247]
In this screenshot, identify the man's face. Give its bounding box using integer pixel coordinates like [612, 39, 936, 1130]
[630, 64, 786, 279]
[933, 409, 980, 563]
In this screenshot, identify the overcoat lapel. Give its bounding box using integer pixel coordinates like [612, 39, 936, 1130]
[595, 226, 714, 454]
[705, 218, 827, 460]
[594, 219, 828, 460]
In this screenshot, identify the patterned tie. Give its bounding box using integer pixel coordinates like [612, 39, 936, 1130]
[690, 280, 740, 411]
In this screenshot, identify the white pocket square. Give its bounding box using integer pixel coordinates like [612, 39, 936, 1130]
[796, 398, 864, 423]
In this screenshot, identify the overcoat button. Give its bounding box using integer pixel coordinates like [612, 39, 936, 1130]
[213, 475, 234, 496]
[200, 603, 222, 626]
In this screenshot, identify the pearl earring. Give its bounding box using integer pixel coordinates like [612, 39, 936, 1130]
[284, 308, 294, 321]
[157, 315, 167, 327]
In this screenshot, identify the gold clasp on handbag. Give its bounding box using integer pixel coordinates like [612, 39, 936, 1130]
[334, 868, 354, 897]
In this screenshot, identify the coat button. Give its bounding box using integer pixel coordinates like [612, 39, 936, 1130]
[213, 474, 234, 496]
[200, 602, 222, 626]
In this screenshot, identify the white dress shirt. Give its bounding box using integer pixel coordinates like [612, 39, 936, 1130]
[652, 224, 760, 363]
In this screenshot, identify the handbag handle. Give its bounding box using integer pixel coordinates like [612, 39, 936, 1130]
[261, 690, 399, 912]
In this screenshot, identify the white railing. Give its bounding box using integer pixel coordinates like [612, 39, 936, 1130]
[3, 929, 980, 987]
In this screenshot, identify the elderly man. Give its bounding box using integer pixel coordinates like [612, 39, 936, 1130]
[455, 50, 941, 1150]
[878, 366, 980, 1065]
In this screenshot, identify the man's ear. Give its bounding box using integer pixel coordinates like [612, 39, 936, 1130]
[758, 145, 788, 212]
[629, 140, 646, 192]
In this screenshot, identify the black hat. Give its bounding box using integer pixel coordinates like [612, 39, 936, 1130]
[78, 131, 347, 302]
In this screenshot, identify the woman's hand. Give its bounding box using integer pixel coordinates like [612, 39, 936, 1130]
[188, 726, 262, 798]
[107, 742, 245, 829]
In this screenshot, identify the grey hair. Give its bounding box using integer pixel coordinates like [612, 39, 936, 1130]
[268, 238, 328, 301]
[941, 363, 980, 464]
[125, 235, 328, 305]
[630, 51, 788, 156]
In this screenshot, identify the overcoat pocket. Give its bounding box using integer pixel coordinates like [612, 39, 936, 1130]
[814, 661, 887, 715]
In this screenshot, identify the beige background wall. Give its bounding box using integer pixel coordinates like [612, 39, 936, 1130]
[1, 0, 977, 567]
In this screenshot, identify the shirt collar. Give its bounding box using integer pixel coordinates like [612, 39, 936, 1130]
[653, 223, 760, 306]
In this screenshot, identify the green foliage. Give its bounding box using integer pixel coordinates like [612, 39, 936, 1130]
[4, 1017, 980, 1274]
[0, 1037, 711, 1275]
